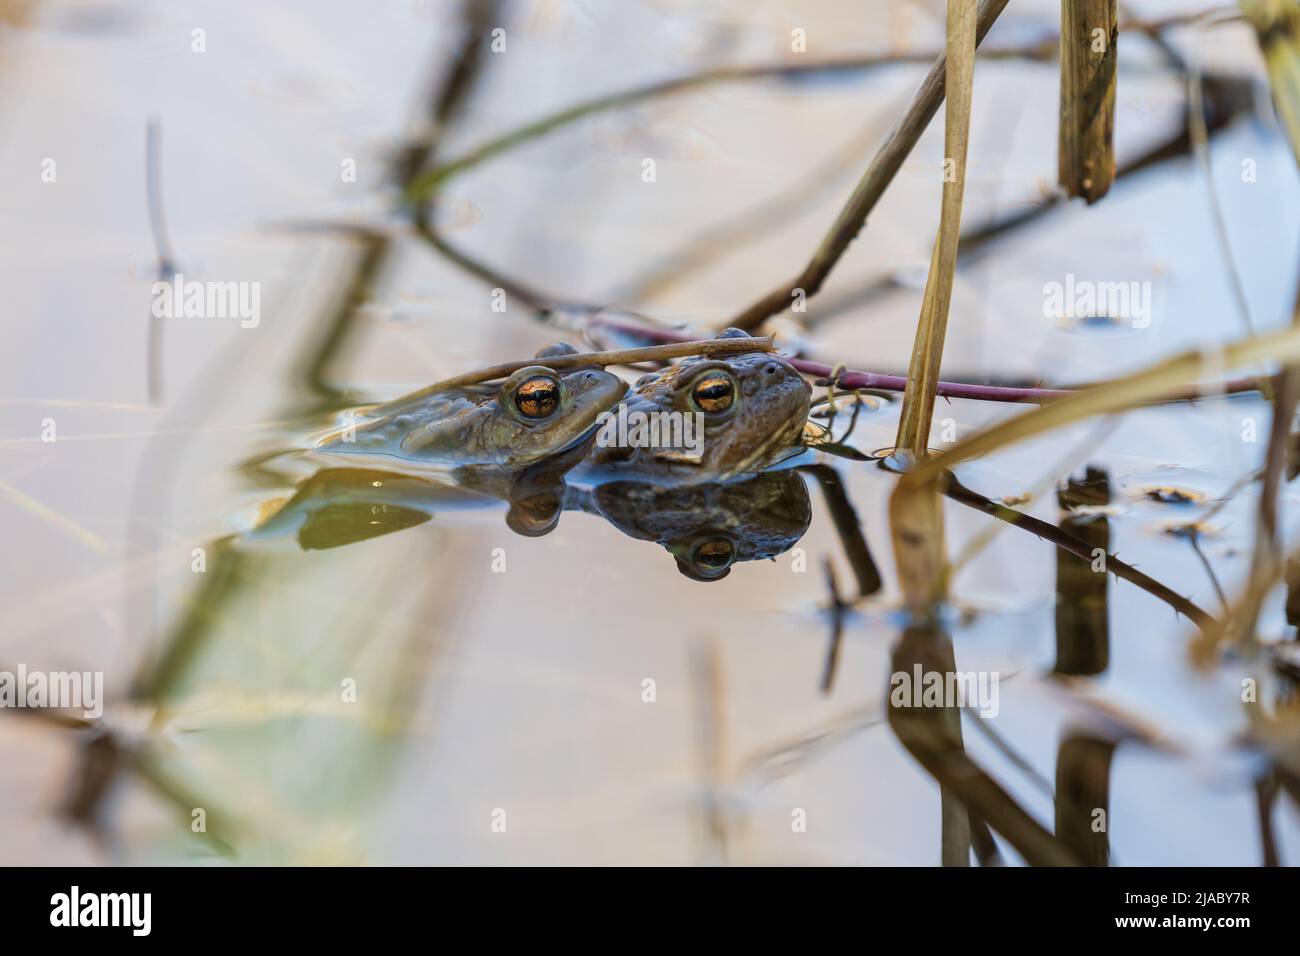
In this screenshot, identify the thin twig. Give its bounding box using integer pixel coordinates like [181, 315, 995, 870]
[1188, 14, 1256, 334]
[145, 120, 177, 275]
[1197, 283, 1300, 663]
[413, 218, 601, 314]
[1256, 771, 1282, 866]
[965, 706, 1056, 799]
[145, 119, 176, 406]
[944, 474, 1218, 632]
[945, 418, 1118, 582]
[724, 0, 1012, 332]
[403, 6, 1229, 203]
[799, 463, 883, 598]
[405, 36, 1059, 203]
[690, 640, 729, 866]
[819, 558, 849, 695]
[610, 97, 909, 305]
[1188, 529, 1231, 616]
[302, 0, 502, 401]
[805, 70, 1255, 329]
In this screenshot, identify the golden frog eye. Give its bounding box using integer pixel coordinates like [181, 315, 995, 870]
[691, 374, 735, 413]
[691, 537, 734, 572]
[514, 376, 560, 419]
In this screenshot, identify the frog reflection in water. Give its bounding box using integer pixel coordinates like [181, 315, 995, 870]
[250, 333, 815, 577]
[256, 459, 812, 581]
[565, 470, 812, 581]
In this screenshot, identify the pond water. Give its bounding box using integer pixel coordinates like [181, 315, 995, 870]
[1, 0, 1299, 865]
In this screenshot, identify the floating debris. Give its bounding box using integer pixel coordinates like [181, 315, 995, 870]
[1137, 485, 1207, 506]
[1155, 519, 1223, 539]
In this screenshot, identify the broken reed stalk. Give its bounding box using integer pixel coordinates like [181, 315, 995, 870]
[389, 337, 775, 406]
[890, 322, 1300, 619]
[894, 0, 978, 462]
[725, 0, 1012, 332]
[1059, 0, 1118, 203]
[1240, 0, 1300, 158]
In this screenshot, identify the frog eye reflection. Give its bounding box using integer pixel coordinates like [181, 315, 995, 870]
[514, 376, 560, 419]
[690, 374, 735, 413]
[690, 537, 734, 574]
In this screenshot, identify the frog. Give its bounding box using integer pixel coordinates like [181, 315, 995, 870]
[245, 334, 814, 549]
[314, 342, 628, 470]
[578, 328, 812, 485]
[240, 343, 624, 547]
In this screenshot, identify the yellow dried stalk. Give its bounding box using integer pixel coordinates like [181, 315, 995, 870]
[894, 0, 979, 463]
[1059, 0, 1118, 202]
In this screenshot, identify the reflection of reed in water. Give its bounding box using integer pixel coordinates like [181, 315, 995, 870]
[1286, 555, 1300, 628]
[1054, 467, 1111, 677]
[889, 623, 1087, 866]
[1051, 466, 1115, 865]
[1054, 735, 1115, 867]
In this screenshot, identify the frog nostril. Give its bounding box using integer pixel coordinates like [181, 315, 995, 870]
[764, 363, 781, 376]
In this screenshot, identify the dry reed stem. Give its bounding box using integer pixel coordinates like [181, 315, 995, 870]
[1059, 0, 1118, 202]
[891, 323, 1300, 617]
[1241, 0, 1300, 161]
[894, 0, 979, 461]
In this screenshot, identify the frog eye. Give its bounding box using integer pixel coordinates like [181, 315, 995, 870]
[514, 375, 560, 419]
[690, 373, 735, 414]
[690, 537, 735, 574]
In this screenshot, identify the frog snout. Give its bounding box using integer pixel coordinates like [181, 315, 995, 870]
[760, 358, 809, 393]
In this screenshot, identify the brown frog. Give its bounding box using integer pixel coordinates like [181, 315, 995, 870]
[580, 329, 812, 484]
[314, 343, 627, 470]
